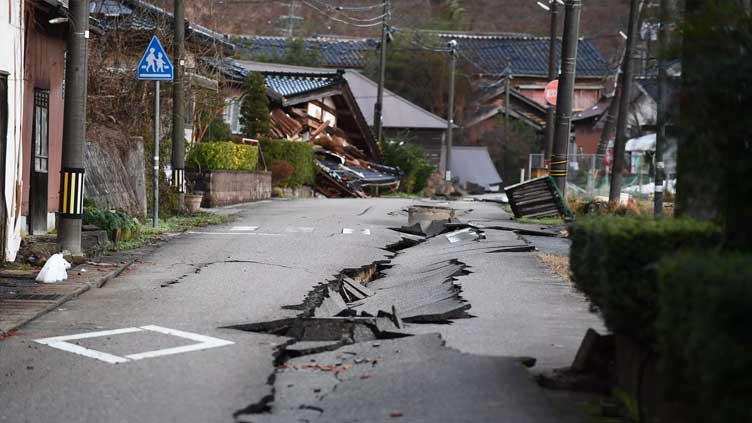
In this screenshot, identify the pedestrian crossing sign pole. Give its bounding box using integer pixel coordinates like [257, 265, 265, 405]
[137, 36, 174, 227]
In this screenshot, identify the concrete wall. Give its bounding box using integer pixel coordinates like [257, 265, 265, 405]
[1, 0, 25, 261]
[188, 170, 272, 207]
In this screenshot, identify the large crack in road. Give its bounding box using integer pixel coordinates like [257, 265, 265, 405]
[228, 224, 541, 422]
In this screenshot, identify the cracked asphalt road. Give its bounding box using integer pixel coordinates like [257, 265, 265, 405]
[0, 198, 601, 423]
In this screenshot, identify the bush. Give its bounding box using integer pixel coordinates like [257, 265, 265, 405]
[657, 252, 752, 423]
[259, 139, 315, 188]
[270, 160, 295, 187]
[83, 207, 139, 243]
[569, 216, 720, 344]
[380, 140, 434, 194]
[187, 141, 258, 171]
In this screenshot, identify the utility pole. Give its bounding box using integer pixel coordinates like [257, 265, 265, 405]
[654, 0, 673, 216]
[505, 70, 511, 145]
[608, 0, 640, 204]
[59, 0, 89, 255]
[550, 0, 581, 194]
[543, 0, 560, 163]
[172, 0, 186, 209]
[445, 40, 458, 181]
[374, 0, 390, 142]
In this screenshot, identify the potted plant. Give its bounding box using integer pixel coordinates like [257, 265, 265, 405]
[184, 176, 204, 213]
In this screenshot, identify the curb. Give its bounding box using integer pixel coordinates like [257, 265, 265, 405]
[0, 259, 136, 336]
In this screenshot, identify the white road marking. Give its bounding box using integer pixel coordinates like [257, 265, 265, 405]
[230, 226, 258, 231]
[361, 229, 371, 235]
[186, 231, 283, 237]
[285, 227, 315, 233]
[342, 228, 370, 235]
[342, 228, 354, 234]
[125, 325, 234, 361]
[34, 325, 234, 364]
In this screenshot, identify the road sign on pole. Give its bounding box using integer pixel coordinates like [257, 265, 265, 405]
[138, 36, 174, 81]
[545, 79, 559, 105]
[138, 36, 173, 227]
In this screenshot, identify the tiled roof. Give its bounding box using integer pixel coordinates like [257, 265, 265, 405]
[435, 32, 610, 78]
[234, 36, 377, 69]
[89, 0, 234, 52]
[264, 72, 340, 98]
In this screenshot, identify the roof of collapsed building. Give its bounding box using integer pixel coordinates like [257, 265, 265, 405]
[215, 59, 450, 130]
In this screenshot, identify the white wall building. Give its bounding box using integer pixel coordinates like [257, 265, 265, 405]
[1, 0, 26, 261]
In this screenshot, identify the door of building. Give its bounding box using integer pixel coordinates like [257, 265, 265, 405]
[0, 74, 8, 255]
[29, 89, 49, 235]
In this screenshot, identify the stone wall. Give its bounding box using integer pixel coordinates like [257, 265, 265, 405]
[188, 170, 271, 207]
[84, 136, 147, 217]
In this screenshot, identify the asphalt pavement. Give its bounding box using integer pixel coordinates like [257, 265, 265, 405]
[0, 198, 601, 423]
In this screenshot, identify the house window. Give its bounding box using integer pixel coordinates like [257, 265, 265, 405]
[33, 90, 49, 173]
[223, 97, 241, 135]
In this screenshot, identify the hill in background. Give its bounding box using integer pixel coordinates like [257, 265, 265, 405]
[150, 0, 630, 64]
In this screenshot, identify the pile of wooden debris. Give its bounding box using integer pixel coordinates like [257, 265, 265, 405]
[269, 107, 400, 198]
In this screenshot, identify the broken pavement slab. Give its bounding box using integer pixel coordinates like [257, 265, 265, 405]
[244, 334, 581, 423]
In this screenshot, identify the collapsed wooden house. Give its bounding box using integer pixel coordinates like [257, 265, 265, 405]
[216, 62, 400, 197]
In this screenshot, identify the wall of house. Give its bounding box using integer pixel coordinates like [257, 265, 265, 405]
[1, 0, 25, 261]
[385, 128, 445, 167]
[574, 121, 602, 155]
[20, 22, 66, 232]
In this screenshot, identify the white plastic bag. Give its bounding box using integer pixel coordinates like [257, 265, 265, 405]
[35, 253, 72, 283]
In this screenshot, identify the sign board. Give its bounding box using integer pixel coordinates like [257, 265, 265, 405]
[544, 79, 559, 106]
[137, 36, 174, 81]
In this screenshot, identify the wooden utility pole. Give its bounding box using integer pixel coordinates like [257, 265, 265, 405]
[608, 0, 640, 204]
[550, 0, 581, 194]
[544, 0, 560, 163]
[59, 0, 89, 254]
[172, 0, 186, 208]
[374, 0, 390, 142]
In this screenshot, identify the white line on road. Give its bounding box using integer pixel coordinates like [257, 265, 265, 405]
[342, 228, 371, 235]
[186, 231, 284, 236]
[285, 227, 315, 233]
[361, 229, 371, 235]
[230, 226, 259, 231]
[342, 228, 354, 234]
[34, 326, 235, 364]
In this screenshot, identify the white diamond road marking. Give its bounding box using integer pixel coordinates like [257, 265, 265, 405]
[34, 325, 234, 364]
[231, 226, 258, 231]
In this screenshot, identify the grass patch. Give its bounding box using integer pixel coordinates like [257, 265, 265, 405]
[116, 212, 230, 251]
[537, 253, 570, 282]
[515, 216, 566, 225]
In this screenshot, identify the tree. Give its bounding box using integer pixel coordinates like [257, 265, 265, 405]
[676, 0, 752, 249]
[239, 72, 270, 138]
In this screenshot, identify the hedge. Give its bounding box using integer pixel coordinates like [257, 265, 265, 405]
[259, 139, 315, 188]
[569, 216, 720, 344]
[83, 207, 139, 243]
[657, 253, 752, 423]
[187, 141, 258, 171]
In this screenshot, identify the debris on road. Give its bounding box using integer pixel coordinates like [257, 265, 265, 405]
[504, 176, 573, 220]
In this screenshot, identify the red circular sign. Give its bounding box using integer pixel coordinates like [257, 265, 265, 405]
[545, 79, 559, 106]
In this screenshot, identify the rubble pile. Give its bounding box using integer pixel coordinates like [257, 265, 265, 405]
[268, 108, 401, 198]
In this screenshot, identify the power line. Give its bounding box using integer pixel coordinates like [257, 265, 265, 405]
[306, 0, 387, 21]
[300, 0, 385, 27]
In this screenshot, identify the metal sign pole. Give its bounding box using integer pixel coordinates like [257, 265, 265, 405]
[153, 80, 160, 228]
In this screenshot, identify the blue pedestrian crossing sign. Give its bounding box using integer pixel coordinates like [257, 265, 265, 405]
[137, 36, 174, 81]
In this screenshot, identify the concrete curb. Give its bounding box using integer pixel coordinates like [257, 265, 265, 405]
[0, 259, 136, 336]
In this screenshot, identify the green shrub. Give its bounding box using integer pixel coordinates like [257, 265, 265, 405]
[187, 141, 258, 171]
[259, 139, 315, 188]
[83, 207, 139, 243]
[380, 140, 434, 194]
[657, 252, 752, 423]
[569, 216, 720, 344]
